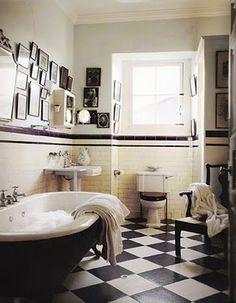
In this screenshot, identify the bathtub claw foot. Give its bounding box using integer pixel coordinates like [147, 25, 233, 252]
[92, 245, 101, 259]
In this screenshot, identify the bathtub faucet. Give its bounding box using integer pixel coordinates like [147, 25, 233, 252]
[12, 186, 26, 202]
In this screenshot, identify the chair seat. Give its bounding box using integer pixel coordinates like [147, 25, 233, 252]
[176, 216, 207, 225]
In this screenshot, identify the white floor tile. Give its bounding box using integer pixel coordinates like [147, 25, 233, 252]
[53, 292, 84, 303]
[108, 274, 158, 296]
[131, 236, 164, 245]
[180, 231, 201, 238]
[164, 279, 219, 301]
[126, 246, 162, 257]
[120, 226, 131, 232]
[137, 228, 164, 235]
[177, 237, 203, 248]
[79, 256, 109, 270]
[109, 296, 139, 303]
[167, 248, 207, 261]
[63, 271, 103, 290]
[119, 258, 162, 273]
[166, 261, 210, 278]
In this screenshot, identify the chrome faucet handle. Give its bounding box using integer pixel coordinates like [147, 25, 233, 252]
[12, 186, 25, 202]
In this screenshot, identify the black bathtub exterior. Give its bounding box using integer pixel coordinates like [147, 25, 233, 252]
[0, 218, 101, 301]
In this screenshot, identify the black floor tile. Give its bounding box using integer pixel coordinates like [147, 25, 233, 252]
[123, 223, 146, 230]
[116, 251, 138, 262]
[192, 256, 227, 270]
[144, 253, 184, 267]
[89, 265, 133, 281]
[149, 242, 176, 252]
[151, 232, 175, 241]
[73, 283, 125, 303]
[122, 239, 142, 249]
[191, 244, 223, 255]
[195, 292, 229, 303]
[132, 287, 191, 303]
[159, 225, 175, 232]
[122, 230, 145, 239]
[193, 272, 228, 291]
[140, 267, 187, 286]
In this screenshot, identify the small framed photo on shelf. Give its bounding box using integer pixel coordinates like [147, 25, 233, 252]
[59, 66, 69, 89]
[41, 100, 49, 121]
[30, 42, 38, 61]
[40, 70, 47, 86]
[41, 87, 48, 99]
[16, 93, 27, 120]
[38, 49, 49, 71]
[86, 67, 101, 86]
[216, 93, 228, 129]
[190, 75, 197, 97]
[97, 112, 110, 128]
[113, 103, 121, 121]
[16, 70, 28, 90]
[29, 82, 40, 117]
[50, 61, 58, 83]
[67, 76, 73, 91]
[17, 44, 30, 69]
[30, 63, 39, 80]
[113, 80, 121, 101]
[216, 51, 229, 88]
[83, 87, 99, 107]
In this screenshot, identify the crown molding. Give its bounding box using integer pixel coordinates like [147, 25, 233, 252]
[74, 6, 230, 25]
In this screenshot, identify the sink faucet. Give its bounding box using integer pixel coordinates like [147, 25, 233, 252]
[0, 190, 7, 207]
[12, 186, 26, 202]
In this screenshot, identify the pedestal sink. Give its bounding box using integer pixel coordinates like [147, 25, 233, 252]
[44, 166, 102, 191]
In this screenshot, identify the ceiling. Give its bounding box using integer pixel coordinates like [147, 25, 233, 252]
[54, 0, 231, 24]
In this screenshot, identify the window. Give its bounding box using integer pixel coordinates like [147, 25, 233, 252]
[132, 64, 183, 125]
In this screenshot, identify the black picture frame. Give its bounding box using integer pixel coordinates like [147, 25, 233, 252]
[190, 75, 197, 97]
[16, 93, 27, 120]
[30, 63, 39, 80]
[97, 112, 110, 128]
[67, 76, 73, 91]
[59, 66, 69, 89]
[113, 103, 121, 121]
[40, 70, 47, 86]
[41, 100, 49, 121]
[216, 51, 229, 88]
[38, 49, 49, 72]
[41, 88, 48, 99]
[16, 70, 28, 90]
[216, 93, 228, 129]
[83, 87, 99, 107]
[28, 82, 40, 117]
[17, 44, 30, 69]
[86, 67, 101, 86]
[30, 42, 38, 61]
[50, 61, 58, 83]
[113, 80, 121, 101]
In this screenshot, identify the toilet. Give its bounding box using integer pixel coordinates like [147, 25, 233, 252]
[137, 171, 169, 228]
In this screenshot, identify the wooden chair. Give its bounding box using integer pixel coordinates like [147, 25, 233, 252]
[175, 163, 229, 258]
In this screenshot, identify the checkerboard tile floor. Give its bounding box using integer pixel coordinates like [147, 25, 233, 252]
[52, 219, 229, 303]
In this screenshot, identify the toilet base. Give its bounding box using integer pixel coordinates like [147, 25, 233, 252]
[145, 207, 161, 228]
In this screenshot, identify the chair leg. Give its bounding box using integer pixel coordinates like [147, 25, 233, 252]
[175, 223, 181, 257]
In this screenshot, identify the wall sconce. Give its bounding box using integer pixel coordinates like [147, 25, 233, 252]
[54, 104, 61, 112]
[78, 109, 90, 124]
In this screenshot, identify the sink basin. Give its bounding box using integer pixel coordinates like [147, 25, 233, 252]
[44, 166, 102, 191]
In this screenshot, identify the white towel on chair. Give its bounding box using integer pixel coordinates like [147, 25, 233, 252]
[72, 193, 130, 265]
[188, 183, 228, 237]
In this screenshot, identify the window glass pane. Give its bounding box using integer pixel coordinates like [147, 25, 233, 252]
[156, 65, 180, 94]
[133, 67, 155, 95]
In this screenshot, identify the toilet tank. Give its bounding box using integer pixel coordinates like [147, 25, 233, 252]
[137, 172, 169, 193]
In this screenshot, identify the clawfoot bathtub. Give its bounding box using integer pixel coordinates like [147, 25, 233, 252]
[0, 191, 104, 302]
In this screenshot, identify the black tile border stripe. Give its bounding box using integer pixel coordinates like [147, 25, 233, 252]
[206, 143, 229, 147]
[206, 130, 228, 137]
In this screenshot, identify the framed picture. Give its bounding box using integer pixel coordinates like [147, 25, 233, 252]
[86, 67, 101, 86]
[67, 76, 73, 91]
[28, 82, 40, 117]
[59, 66, 69, 89]
[97, 112, 110, 128]
[76, 109, 97, 124]
[190, 75, 197, 97]
[216, 93, 228, 129]
[30, 42, 38, 60]
[16, 93, 27, 120]
[17, 44, 30, 69]
[50, 61, 58, 83]
[113, 103, 121, 121]
[113, 80, 121, 101]
[41, 100, 49, 121]
[41, 87, 48, 99]
[40, 70, 47, 86]
[83, 87, 99, 107]
[38, 49, 49, 71]
[30, 63, 39, 80]
[113, 121, 120, 134]
[16, 70, 28, 90]
[216, 51, 229, 88]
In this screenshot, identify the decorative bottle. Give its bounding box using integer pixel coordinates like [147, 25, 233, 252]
[78, 147, 90, 166]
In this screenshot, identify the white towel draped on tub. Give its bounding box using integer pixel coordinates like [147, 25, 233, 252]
[188, 183, 229, 237]
[72, 193, 130, 265]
